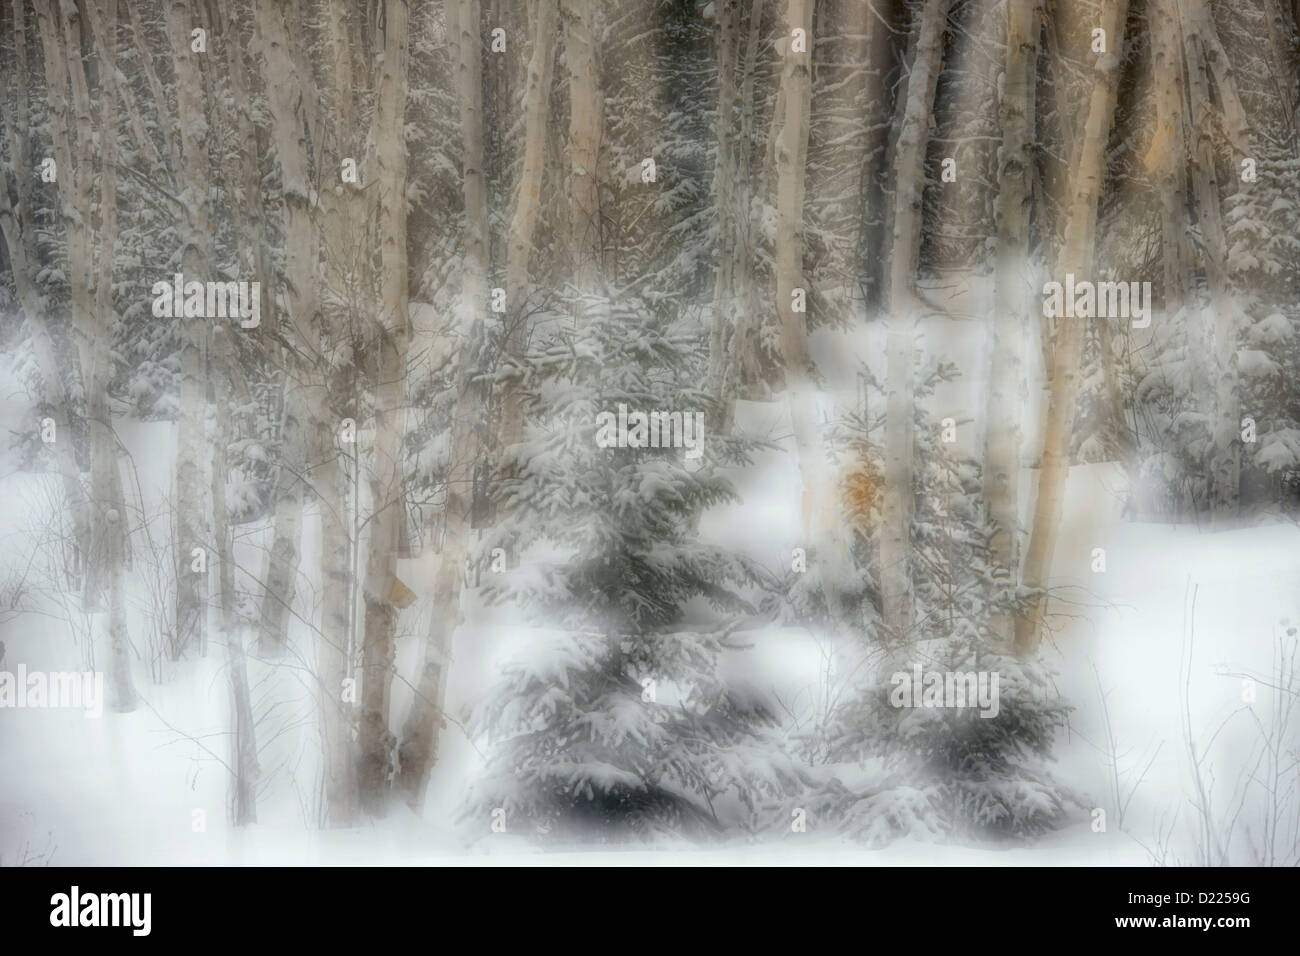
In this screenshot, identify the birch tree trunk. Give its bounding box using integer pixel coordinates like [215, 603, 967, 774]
[879, 0, 951, 643]
[771, 0, 854, 631]
[86, 0, 136, 709]
[397, 0, 488, 809]
[986, 0, 1039, 647]
[565, 0, 602, 298]
[805, 0, 873, 321]
[1015, 0, 1130, 656]
[707, 0, 740, 426]
[33, 0, 138, 707]
[500, 0, 559, 452]
[1179, 0, 1240, 525]
[164, 0, 213, 658]
[1147, 0, 1191, 320]
[711, 0, 767, 423]
[254, 0, 322, 657]
[358, 0, 410, 815]
[211, 327, 259, 825]
[861, 0, 907, 313]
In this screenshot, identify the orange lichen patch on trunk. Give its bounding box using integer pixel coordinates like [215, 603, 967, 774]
[841, 459, 884, 529]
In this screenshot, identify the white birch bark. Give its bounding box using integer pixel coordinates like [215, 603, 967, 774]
[1016, 0, 1130, 655]
[397, 0, 488, 808]
[1179, 0, 1240, 525]
[880, 0, 951, 643]
[358, 0, 410, 814]
[565, 0, 602, 298]
[163, 0, 213, 657]
[986, 0, 1039, 647]
[500, 0, 559, 452]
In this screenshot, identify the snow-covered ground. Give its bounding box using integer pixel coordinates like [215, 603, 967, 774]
[2, 317, 1296, 866]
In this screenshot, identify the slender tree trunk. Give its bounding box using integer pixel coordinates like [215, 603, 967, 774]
[164, 0, 213, 658]
[1016, 0, 1130, 656]
[1180, 0, 1240, 524]
[312, 0, 368, 828]
[500, 0, 559, 451]
[861, 0, 906, 313]
[772, 0, 853, 630]
[806, 0, 873, 320]
[254, 0, 323, 657]
[358, 0, 410, 816]
[727, 0, 767, 408]
[986, 0, 1039, 647]
[1147, 0, 1190, 320]
[396, 0, 487, 809]
[86, 0, 137, 710]
[211, 327, 259, 825]
[708, 0, 741, 426]
[879, 0, 951, 643]
[565, 0, 602, 298]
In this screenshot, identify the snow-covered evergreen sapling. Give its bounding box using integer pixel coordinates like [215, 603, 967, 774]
[465, 293, 799, 843]
[807, 365, 1075, 844]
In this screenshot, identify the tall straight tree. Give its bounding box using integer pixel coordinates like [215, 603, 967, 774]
[565, 0, 602, 299]
[1016, 0, 1130, 656]
[1180, 0, 1244, 524]
[314, 0, 366, 828]
[398, 0, 488, 808]
[708, 0, 767, 432]
[500, 0, 559, 453]
[33, 0, 137, 710]
[254, 0, 322, 657]
[1146, 0, 1191, 321]
[985, 0, 1039, 647]
[771, 0, 854, 631]
[358, 0, 411, 815]
[879, 0, 952, 643]
[163, 0, 213, 658]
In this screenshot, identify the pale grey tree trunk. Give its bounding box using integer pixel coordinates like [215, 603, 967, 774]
[880, 0, 951, 643]
[1016, 0, 1130, 656]
[1148, 0, 1191, 320]
[500, 0, 559, 452]
[565, 0, 602, 298]
[986, 0, 1039, 647]
[397, 0, 488, 810]
[358, 0, 411, 816]
[164, 0, 213, 658]
[1179, 0, 1241, 525]
[211, 327, 259, 825]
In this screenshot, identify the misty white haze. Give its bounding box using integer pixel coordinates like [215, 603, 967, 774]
[0, 0, 1298, 870]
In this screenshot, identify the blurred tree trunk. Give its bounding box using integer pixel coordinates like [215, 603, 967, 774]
[358, 0, 410, 816]
[565, 0, 602, 299]
[1181, 0, 1243, 524]
[163, 0, 213, 658]
[255, 0, 322, 657]
[500, 0, 559, 453]
[397, 0, 488, 810]
[986, 0, 1039, 647]
[1016, 0, 1130, 656]
[880, 0, 950, 643]
[772, 0, 855, 631]
[211, 326, 259, 825]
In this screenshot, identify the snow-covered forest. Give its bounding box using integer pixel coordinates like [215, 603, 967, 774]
[1, 0, 1298, 865]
